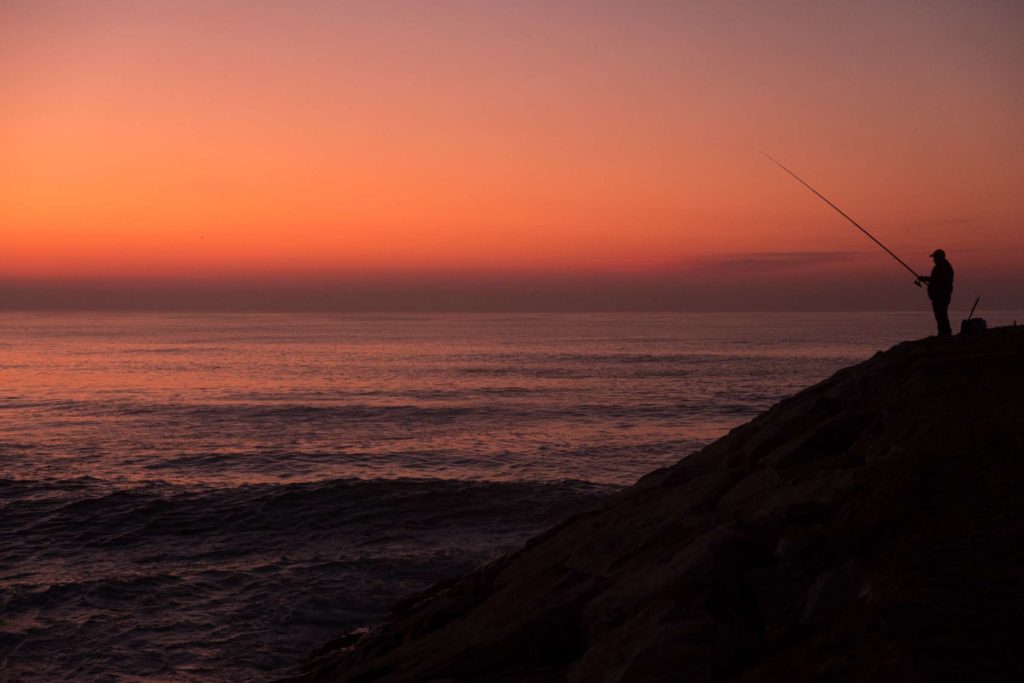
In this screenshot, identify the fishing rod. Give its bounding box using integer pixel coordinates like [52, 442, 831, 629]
[761, 151, 922, 287]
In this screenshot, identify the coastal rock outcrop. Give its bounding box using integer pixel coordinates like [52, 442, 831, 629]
[288, 327, 1024, 682]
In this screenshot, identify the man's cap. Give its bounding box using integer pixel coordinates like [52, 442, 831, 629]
[930, 248, 946, 258]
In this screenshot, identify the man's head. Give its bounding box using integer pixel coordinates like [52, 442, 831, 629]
[930, 248, 946, 262]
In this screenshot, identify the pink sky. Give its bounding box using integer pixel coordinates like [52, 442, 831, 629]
[2, 1, 1022, 310]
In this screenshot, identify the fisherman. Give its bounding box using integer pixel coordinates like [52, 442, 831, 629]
[762, 155, 959, 337]
[918, 249, 954, 336]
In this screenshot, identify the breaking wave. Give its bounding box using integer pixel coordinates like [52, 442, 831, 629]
[0, 476, 612, 682]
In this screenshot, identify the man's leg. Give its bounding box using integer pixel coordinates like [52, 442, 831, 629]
[933, 296, 952, 336]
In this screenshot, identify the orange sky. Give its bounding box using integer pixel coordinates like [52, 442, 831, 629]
[2, 1, 1022, 309]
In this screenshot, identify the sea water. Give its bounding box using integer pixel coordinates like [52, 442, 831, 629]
[0, 311, 1000, 681]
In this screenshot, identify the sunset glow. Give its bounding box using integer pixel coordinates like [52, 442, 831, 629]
[3, 1, 1022, 308]
[4, 5, 1024, 678]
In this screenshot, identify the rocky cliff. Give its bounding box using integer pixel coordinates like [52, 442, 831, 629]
[287, 327, 1024, 682]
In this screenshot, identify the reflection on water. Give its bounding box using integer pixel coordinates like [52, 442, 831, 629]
[0, 311, 980, 681]
[0, 311, 937, 486]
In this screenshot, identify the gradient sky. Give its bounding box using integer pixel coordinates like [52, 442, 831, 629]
[2, 0, 1022, 310]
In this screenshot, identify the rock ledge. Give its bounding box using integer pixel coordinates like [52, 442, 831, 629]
[288, 328, 1024, 682]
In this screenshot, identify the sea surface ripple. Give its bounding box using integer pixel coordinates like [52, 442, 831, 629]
[0, 311, 962, 681]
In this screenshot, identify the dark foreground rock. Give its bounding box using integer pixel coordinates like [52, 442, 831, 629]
[286, 327, 1024, 682]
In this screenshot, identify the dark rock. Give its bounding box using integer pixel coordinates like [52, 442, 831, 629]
[284, 327, 1024, 682]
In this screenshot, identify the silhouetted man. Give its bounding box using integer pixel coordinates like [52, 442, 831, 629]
[919, 249, 954, 336]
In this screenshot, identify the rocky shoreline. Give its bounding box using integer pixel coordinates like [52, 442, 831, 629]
[285, 327, 1024, 682]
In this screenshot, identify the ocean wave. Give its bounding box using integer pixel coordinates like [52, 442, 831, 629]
[0, 476, 613, 682]
[8, 477, 614, 547]
[0, 311, 913, 681]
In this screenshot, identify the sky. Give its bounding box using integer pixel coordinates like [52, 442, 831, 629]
[2, 0, 1022, 310]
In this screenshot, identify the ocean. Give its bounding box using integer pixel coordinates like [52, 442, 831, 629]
[1, 311, 1008, 681]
